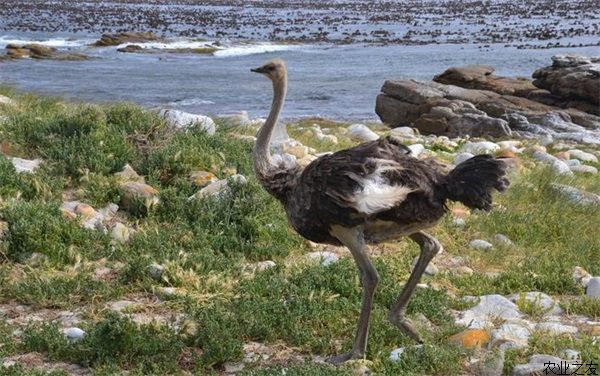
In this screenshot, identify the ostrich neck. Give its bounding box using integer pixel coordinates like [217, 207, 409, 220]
[253, 76, 287, 178]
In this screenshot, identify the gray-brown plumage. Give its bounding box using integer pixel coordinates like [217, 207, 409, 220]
[250, 59, 509, 364]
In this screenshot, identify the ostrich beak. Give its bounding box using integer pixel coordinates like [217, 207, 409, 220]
[251, 66, 266, 74]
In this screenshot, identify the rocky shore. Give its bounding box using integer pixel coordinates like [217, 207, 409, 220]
[376, 55, 600, 144]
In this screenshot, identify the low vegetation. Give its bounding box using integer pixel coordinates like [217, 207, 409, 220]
[0, 87, 598, 375]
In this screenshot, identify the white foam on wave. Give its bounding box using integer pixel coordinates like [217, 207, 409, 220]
[0, 36, 93, 48]
[117, 40, 216, 50]
[213, 43, 302, 57]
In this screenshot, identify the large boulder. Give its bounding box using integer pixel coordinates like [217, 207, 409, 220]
[434, 65, 537, 97]
[532, 55, 600, 115]
[92, 32, 162, 47]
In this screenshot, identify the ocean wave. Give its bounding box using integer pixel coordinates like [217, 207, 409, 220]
[0, 36, 93, 48]
[213, 43, 302, 57]
[116, 40, 216, 50]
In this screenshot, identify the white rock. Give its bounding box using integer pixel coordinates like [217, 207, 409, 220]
[459, 141, 499, 155]
[455, 295, 522, 329]
[572, 266, 592, 288]
[347, 123, 379, 142]
[454, 152, 474, 165]
[561, 349, 581, 361]
[219, 111, 251, 127]
[507, 292, 562, 315]
[246, 260, 276, 272]
[566, 159, 581, 167]
[306, 251, 339, 266]
[0, 95, 16, 106]
[532, 151, 573, 175]
[491, 323, 531, 349]
[407, 143, 425, 157]
[390, 345, 422, 362]
[568, 149, 598, 163]
[159, 109, 216, 134]
[570, 165, 598, 174]
[497, 140, 522, 152]
[9, 157, 41, 173]
[586, 277, 600, 298]
[156, 287, 178, 298]
[390, 126, 415, 138]
[452, 217, 467, 227]
[411, 256, 438, 276]
[535, 322, 578, 335]
[63, 327, 86, 341]
[470, 239, 493, 251]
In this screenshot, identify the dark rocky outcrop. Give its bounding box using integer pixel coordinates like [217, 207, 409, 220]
[0, 44, 88, 61]
[434, 65, 538, 97]
[92, 32, 162, 47]
[532, 55, 600, 115]
[375, 59, 600, 143]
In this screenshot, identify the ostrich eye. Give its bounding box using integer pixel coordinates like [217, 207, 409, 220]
[267, 66, 275, 71]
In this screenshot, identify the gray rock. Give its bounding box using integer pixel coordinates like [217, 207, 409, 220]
[454, 152, 474, 165]
[347, 123, 379, 142]
[189, 174, 247, 200]
[561, 349, 581, 361]
[452, 217, 467, 227]
[491, 322, 531, 349]
[533, 55, 600, 108]
[63, 327, 86, 341]
[412, 256, 439, 276]
[535, 322, 578, 335]
[9, 157, 41, 174]
[470, 239, 493, 251]
[494, 234, 514, 248]
[532, 151, 573, 175]
[147, 263, 165, 280]
[572, 266, 593, 288]
[507, 292, 562, 315]
[246, 260, 276, 272]
[456, 295, 522, 329]
[459, 141, 500, 155]
[512, 354, 574, 376]
[570, 165, 598, 174]
[586, 277, 600, 298]
[389, 344, 423, 362]
[550, 184, 600, 206]
[156, 287, 178, 298]
[407, 143, 425, 157]
[568, 149, 598, 163]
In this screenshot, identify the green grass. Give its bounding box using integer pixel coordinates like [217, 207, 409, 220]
[0, 89, 598, 375]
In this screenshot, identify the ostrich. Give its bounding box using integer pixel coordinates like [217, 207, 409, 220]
[250, 59, 508, 363]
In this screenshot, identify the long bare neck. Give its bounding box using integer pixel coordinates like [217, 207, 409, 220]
[253, 74, 287, 178]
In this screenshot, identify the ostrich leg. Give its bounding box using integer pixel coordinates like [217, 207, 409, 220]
[388, 231, 441, 342]
[327, 225, 379, 364]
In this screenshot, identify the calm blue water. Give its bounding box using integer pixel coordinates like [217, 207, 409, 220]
[0, 36, 597, 120]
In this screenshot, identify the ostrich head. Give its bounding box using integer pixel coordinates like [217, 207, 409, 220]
[251, 59, 287, 82]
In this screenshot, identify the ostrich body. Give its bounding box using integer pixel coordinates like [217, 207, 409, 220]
[250, 59, 508, 363]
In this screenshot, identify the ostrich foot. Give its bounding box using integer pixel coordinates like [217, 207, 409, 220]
[389, 315, 424, 343]
[326, 350, 364, 364]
